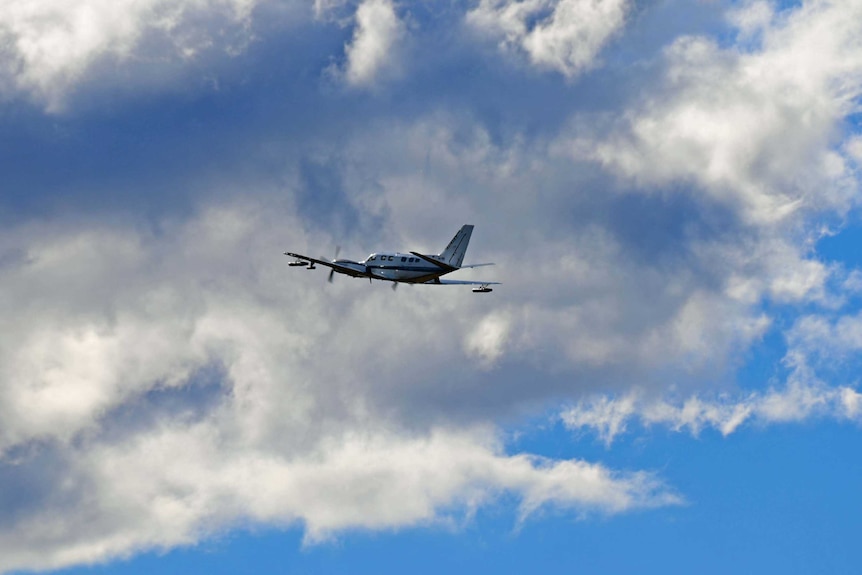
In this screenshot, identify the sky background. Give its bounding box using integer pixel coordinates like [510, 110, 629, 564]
[1, 0, 861, 573]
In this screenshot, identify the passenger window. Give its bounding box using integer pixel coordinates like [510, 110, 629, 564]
[388, 255, 394, 261]
[401, 257, 406, 262]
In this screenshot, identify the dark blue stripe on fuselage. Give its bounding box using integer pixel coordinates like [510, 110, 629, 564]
[363, 264, 448, 284]
[365, 265, 442, 273]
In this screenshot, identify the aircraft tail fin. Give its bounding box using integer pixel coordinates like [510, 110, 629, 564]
[438, 225, 474, 268]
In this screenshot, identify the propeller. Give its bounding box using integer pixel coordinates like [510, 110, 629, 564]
[325, 246, 341, 284]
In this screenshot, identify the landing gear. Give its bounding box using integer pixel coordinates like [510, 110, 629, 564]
[472, 284, 493, 293]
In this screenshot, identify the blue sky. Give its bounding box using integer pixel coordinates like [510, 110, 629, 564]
[1, 0, 862, 573]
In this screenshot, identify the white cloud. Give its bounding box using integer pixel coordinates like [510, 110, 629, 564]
[785, 311, 862, 366]
[847, 136, 862, 164]
[464, 311, 512, 368]
[567, 0, 862, 224]
[0, 0, 262, 111]
[562, 380, 862, 445]
[342, 0, 405, 87]
[3, 0, 862, 570]
[0, 422, 677, 572]
[467, 0, 630, 77]
[561, 291, 862, 444]
[322, 111, 830, 396]
[727, 0, 774, 41]
[0, 199, 681, 572]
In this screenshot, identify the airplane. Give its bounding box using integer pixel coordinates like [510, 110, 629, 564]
[285, 224, 499, 292]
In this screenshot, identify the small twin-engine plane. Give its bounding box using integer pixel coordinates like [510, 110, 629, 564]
[285, 225, 498, 292]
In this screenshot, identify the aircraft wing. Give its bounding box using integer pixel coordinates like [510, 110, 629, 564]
[426, 279, 501, 286]
[284, 252, 358, 274]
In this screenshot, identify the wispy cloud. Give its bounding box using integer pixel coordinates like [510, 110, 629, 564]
[0, 421, 679, 572]
[464, 311, 512, 368]
[567, 0, 862, 224]
[467, 0, 630, 77]
[561, 381, 862, 445]
[342, 0, 405, 87]
[0, 0, 267, 111]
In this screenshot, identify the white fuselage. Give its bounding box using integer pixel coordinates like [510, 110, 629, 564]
[359, 252, 447, 283]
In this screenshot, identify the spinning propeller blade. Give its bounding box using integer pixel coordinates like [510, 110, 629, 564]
[326, 246, 340, 284]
